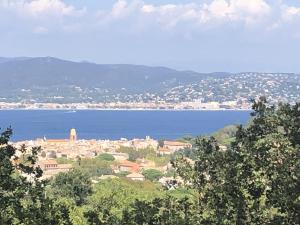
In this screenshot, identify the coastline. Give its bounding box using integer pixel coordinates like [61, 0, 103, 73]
[0, 107, 252, 111]
[0, 101, 252, 111]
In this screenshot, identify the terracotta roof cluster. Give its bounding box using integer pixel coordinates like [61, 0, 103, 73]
[119, 160, 140, 172]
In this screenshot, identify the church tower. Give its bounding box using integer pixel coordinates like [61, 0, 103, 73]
[70, 128, 77, 142]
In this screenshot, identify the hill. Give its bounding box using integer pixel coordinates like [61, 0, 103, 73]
[0, 57, 299, 105]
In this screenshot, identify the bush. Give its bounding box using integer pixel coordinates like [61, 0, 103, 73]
[98, 153, 115, 161]
[142, 169, 163, 181]
[116, 171, 131, 177]
[56, 157, 73, 164]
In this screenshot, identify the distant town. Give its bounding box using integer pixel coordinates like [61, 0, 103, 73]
[0, 100, 251, 110]
[13, 128, 199, 183]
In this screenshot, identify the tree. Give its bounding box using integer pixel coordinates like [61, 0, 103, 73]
[0, 128, 71, 224]
[98, 153, 115, 161]
[158, 139, 165, 148]
[128, 151, 139, 162]
[173, 98, 300, 224]
[75, 157, 113, 177]
[142, 169, 163, 181]
[50, 168, 92, 206]
[121, 196, 197, 225]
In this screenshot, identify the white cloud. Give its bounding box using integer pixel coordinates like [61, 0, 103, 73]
[282, 6, 300, 21]
[141, 4, 155, 13]
[138, 0, 271, 27]
[0, 0, 86, 35]
[110, 0, 141, 18]
[0, 0, 84, 17]
[1, 0, 300, 36]
[23, 0, 75, 16]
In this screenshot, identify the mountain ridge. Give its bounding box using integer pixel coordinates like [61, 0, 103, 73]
[0, 57, 299, 104]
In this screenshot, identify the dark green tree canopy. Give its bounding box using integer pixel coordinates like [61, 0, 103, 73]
[173, 98, 300, 224]
[50, 168, 92, 206]
[142, 169, 163, 181]
[0, 128, 72, 225]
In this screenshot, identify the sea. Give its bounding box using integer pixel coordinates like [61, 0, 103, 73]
[0, 110, 251, 141]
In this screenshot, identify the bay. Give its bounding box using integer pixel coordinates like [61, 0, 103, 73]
[0, 110, 251, 141]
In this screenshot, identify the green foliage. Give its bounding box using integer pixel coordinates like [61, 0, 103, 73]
[142, 169, 163, 181]
[173, 147, 197, 160]
[115, 171, 131, 177]
[122, 196, 197, 225]
[0, 128, 71, 224]
[146, 154, 171, 167]
[56, 157, 74, 164]
[211, 124, 238, 146]
[118, 146, 170, 166]
[75, 157, 114, 177]
[164, 168, 176, 178]
[173, 98, 300, 224]
[98, 153, 115, 161]
[128, 151, 139, 162]
[176, 135, 194, 143]
[118, 146, 157, 162]
[49, 169, 92, 206]
[158, 139, 165, 147]
[83, 178, 162, 222]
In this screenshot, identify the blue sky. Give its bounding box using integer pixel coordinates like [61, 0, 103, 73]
[1, 0, 300, 72]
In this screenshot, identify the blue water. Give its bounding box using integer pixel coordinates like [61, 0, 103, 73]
[0, 110, 251, 141]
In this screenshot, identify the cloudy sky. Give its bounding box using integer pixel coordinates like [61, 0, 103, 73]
[1, 0, 300, 72]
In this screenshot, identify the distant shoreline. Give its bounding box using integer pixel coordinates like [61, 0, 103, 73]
[0, 108, 252, 111]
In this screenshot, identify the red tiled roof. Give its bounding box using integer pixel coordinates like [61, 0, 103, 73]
[119, 160, 140, 172]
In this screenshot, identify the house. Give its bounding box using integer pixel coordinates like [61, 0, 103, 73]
[38, 159, 72, 179]
[106, 152, 129, 160]
[117, 160, 140, 173]
[137, 158, 156, 169]
[126, 173, 145, 181]
[162, 141, 192, 153]
[157, 147, 172, 155]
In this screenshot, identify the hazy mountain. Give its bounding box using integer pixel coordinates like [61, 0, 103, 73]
[0, 57, 31, 64]
[0, 57, 298, 104]
[0, 57, 211, 93]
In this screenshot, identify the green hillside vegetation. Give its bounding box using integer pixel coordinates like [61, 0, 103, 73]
[98, 153, 115, 161]
[117, 146, 155, 162]
[142, 169, 164, 181]
[74, 157, 115, 178]
[116, 146, 170, 166]
[211, 124, 238, 146]
[0, 98, 299, 224]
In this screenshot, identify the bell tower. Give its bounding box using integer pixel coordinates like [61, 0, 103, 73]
[70, 128, 77, 142]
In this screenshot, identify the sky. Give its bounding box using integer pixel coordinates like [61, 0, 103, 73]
[1, 0, 300, 72]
